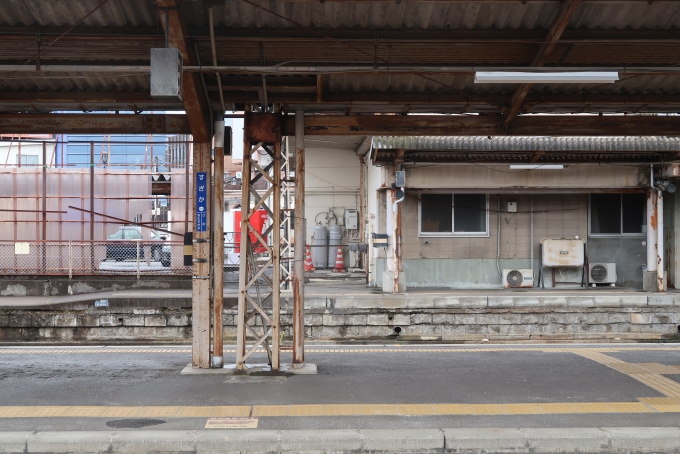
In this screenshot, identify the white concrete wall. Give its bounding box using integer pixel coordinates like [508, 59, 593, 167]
[398, 163, 647, 190]
[304, 146, 361, 245]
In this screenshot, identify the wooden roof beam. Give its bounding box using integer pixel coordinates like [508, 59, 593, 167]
[504, 0, 582, 126]
[283, 114, 680, 137]
[156, 0, 211, 143]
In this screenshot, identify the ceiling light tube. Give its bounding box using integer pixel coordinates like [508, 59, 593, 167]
[510, 165, 564, 170]
[475, 71, 619, 84]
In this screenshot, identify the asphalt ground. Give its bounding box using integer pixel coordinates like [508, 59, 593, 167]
[1, 344, 680, 432]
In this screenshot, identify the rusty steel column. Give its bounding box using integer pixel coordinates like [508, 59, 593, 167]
[271, 138, 282, 371]
[657, 190, 665, 292]
[647, 190, 658, 273]
[391, 187, 402, 294]
[192, 142, 211, 368]
[236, 109, 283, 371]
[212, 118, 225, 368]
[359, 156, 367, 282]
[235, 130, 250, 370]
[293, 110, 305, 366]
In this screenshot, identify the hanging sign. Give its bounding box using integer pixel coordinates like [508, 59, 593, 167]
[196, 172, 207, 232]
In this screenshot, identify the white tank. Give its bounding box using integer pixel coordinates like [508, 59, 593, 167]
[312, 225, 328, 268]
[328, 225, 343, 267]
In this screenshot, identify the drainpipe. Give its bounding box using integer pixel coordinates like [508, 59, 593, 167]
[530, 195, 534, 276]
[392, 163, 405, 294]
[496, 196, 501, 277]
[648, 164, 664, 292]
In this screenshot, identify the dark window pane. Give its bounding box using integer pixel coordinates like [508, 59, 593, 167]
[591, 194, 621, 234]
[454, 194, 486, 233]
[622, 193, 646, 234]
[421, 194, 452, 232]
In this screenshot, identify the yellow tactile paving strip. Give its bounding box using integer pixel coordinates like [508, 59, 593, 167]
[573, 350, 680, 399]
[0, 402, 663, 418]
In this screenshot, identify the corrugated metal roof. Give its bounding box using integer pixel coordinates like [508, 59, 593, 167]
[1, 1, 680, 115]
[373, 135, 680, 152]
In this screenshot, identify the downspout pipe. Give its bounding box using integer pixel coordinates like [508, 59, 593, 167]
[650, 164, 665, 292]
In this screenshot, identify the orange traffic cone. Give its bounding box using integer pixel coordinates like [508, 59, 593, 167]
[333, 245, 345, 272]
[304, 244, 315, 272]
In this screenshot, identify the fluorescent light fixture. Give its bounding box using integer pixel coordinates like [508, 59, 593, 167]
[510, 165, 564, 170]
[474, 71, 619, 84]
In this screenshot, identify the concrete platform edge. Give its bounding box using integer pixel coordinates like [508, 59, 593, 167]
[3, 427, 680, 453]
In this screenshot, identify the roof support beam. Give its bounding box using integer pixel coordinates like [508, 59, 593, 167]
[283, 114, 680, 137]
[4, 91, 680, 112]
[156, 0, 211, 142]
[0, 114, 190, 134]
[504, 0, 582, 125]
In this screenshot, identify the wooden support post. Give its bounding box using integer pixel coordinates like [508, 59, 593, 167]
[212, 119, 225, 368]
[192, 142, 211, 368]
[293, 110, 305, 366]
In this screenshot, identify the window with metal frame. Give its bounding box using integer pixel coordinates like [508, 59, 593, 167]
[589, 193, 646, 236]
[419, 193, 489, 237]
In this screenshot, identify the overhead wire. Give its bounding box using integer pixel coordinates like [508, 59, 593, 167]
[237, 0, 505, 113]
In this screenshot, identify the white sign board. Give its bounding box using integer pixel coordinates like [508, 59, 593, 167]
[14, 242, 29, 255]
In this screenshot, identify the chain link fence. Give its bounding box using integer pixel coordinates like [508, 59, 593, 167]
[0, 237, 367, 282]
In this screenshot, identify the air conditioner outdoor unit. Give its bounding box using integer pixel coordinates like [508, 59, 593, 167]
[502, 268, 534, 288]
[589, 263, 617, 286]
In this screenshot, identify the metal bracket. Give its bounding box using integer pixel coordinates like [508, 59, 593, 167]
[193, 258, 208, 263]
[194, 238, 209, 243]
[193, 275, 210, 279]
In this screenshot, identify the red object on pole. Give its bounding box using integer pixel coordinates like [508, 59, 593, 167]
[304, 244, 314, 272]
[333, 245, 345, 272]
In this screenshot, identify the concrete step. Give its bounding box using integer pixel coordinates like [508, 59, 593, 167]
[4, 427, 680, 453]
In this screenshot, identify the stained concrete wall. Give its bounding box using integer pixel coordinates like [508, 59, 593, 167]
[2, 302, 679, 343]
[398, 164, 647, 190]
[304, 146, 361, 245]
[587, 238, 646, 288]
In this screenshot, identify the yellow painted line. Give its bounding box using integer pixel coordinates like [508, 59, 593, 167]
[431, 404, 472, 415]
[324, 404, 362, 416]
[0, 407, 35, 418]
[361, 405, 399, 416]
[0, 401, 667, 418]
[63, 406, 106, 417]
[536, 403, 584, 414]
[289, 405, 325, 416]
[99, 407, 143, 418]
[467, 404, 510, 415]
[137, 406, 179, 418]
[26, 407, 70, 418]
[503, 404, 546, 415]
[397, 404, 436, 415]
[252, 405, 289, 417]
[212, 406, 251, 417]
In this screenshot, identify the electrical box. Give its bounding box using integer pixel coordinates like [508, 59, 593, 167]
[150, 48, 183, 102]
[345, 209, 358, 230]
[507, 201, 517, 213]
[372, 233, 388, 247]
[395, 170, 406, 187]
